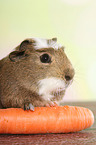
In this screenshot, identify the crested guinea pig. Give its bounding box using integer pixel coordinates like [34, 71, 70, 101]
[0, 38, 75, 110]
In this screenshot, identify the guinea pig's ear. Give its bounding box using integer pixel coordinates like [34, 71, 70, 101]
[9, 39, 35, 62]
[19, 39, 35, 51]
[47, 37, 57, 45]
[52, 37, 57, 42]
[9, 50, 28, 62]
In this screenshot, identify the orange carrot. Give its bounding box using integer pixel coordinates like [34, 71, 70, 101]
[0, 106, 94, 134]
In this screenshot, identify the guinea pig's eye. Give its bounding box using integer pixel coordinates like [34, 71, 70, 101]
[40, 53, 51, 63]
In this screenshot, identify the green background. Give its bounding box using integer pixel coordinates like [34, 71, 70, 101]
[0, 0, 96, 101]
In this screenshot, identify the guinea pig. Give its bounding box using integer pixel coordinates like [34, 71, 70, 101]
[0, 37, 75, 110]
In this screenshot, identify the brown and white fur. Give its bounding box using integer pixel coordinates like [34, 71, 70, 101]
[0, 38, 75, 110]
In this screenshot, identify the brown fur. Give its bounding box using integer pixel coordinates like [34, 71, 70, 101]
[0, 38, 75, 110]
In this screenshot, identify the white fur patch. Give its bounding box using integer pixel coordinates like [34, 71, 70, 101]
[33, 38, 62, 50]
[38, 77, 66, 101]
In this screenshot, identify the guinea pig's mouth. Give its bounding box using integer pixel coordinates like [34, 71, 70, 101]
[50, 80, 72, 98]
[38, 77, 72, 101]
[65, 79, 73, 87]
[51, 87, 65, 97]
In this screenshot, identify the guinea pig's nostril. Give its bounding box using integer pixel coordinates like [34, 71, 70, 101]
[65, 75, 71, 81]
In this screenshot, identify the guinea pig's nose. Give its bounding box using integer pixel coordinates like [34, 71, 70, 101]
[65, 75, 71, 81]
[64, 69, 75, 81]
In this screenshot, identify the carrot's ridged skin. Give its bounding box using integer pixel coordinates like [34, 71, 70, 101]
[0, 106, 94, 134]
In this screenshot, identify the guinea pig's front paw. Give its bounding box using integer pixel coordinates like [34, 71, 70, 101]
[24, 103, 34, 111]
[46, 101, 58, 107]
